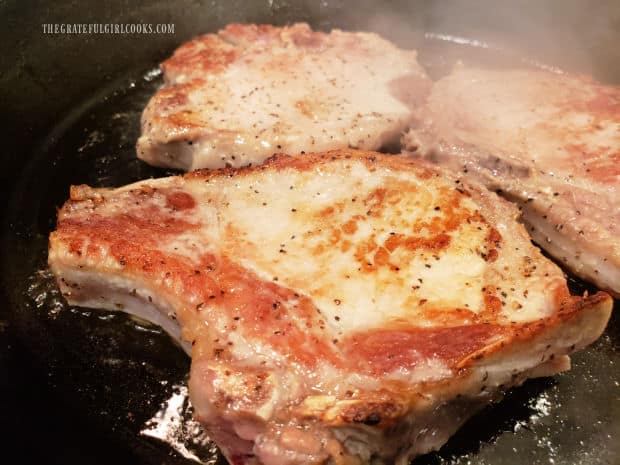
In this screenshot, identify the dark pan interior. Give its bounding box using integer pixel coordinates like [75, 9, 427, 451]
[1, 2, 619, 464]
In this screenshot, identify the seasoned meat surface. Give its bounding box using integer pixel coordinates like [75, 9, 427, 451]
[48, 150, 612, 465]
[137, 23, 431, 170]
[403, 66, 620, 297]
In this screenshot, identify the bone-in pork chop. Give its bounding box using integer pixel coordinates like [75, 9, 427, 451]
[137, 23, 430, 170]
[48, 150, 612, 465]
[403, 66, 620, 297]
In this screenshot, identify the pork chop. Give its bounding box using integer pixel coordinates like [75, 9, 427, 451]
[137, 23, 431, 170]
[48, 150, 612, 465]
[403, 65, 620, 297]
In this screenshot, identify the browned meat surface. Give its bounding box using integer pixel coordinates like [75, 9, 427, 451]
[137, 23, 430, 170]
[49, 150, 612, 464]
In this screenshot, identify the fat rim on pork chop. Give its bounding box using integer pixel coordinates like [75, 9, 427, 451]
[48, 150, 612, 465]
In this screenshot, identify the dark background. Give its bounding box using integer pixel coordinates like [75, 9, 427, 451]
[1, 1, 619, 464]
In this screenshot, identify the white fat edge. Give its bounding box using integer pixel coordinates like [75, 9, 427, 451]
[330, 351, 564, 465]
[56, 191, 220, 332]
[111, 176, 178, 194]
[56, 265, 190, 352]
[68, 176, 176, 202]
[468, 344, 569, 396]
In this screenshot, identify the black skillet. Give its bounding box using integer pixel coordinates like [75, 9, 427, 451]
[1, 1, 618, 464]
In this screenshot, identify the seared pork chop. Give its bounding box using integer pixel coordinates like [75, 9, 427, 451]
[137, 23, 430, 170]
[49, 150, 612, 465]
[403, 66, 620, 297]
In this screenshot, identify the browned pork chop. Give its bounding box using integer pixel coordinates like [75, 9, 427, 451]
[48, 150, 612, 465]
[137, 23, 430, 170]
[403, 66, 620, 297]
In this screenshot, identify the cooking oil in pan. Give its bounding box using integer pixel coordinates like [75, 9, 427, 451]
[141, 384, 218, 463]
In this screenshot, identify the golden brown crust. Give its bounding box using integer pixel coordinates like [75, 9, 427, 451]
[161, 33, 238, 78]
[50, 149, 613, 454]
[161, 24, 332, 82]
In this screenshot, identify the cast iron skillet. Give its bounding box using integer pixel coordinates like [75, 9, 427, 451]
[1, 1, 618, 464]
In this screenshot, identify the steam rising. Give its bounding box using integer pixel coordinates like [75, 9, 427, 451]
[316, 0, 620, 83]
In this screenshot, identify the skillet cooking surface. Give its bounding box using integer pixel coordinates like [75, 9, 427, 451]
[2, 35, 619, 465]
